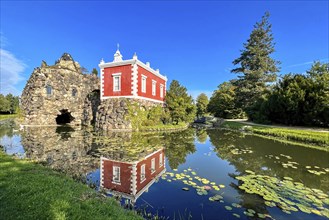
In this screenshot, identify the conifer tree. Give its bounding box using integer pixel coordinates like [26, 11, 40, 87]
[232, 12, 280, 120]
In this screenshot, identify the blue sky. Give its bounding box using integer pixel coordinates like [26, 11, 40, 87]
[1, 1, 328, 98]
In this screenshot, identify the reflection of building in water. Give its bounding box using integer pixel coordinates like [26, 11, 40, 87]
[100, 148, 165, 203]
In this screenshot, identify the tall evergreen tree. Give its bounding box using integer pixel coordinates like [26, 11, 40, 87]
[196, 93, 209, 118]
[165, 80, 196, 124]
[231, 12, 280, 120]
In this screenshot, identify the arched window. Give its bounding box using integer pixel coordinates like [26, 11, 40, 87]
[72, 88, 77, 97]
[46, 85, 52, 95]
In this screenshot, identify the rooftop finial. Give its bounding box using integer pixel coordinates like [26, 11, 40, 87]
[133, 52, 138, 60]
[113, 44, 123, 62]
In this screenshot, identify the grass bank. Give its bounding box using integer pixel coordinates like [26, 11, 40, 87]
[0, 150, 142, 220]
[0, 113, 18, 121]
[221, 121, 329, 151]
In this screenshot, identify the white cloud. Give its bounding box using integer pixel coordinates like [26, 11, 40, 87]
[286, 58, 329, 68]
[188, 89, 213, 100]
[0, 48, 27, 96]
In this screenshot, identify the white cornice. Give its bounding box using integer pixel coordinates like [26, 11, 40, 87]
[101, 95, 164, 103]
[99, 59, 167, 81]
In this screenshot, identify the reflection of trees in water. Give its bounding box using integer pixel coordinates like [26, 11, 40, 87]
[163, 129, 196, 169]
[207, 129, 329, 191]
[94, 132, 164, 162]
[0, 119, 15, 138]
[195, 129, 208, 143]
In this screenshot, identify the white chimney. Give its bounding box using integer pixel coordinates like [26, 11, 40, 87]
[146, 62, 150, 67]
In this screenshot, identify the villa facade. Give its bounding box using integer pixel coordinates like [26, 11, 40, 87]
[99, 49, 167, 104]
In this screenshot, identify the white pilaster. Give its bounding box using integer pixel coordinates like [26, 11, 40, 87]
[131, 162, 138, 195]
[131, 62, 138, 96]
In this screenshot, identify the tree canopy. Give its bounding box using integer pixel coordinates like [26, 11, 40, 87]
[165, 80, 196, 124]
[0, 94, 19, 114]
[196, 93, 209, 118]
[208, 81, 244, 119]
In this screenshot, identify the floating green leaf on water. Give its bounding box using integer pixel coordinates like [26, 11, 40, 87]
[225, 206, 232, 211]
[244, 211, 254, 217]
[235, 173, 329, 217]
[283, 176, 293, 181]
[257, 213, 266, 218]
[232, 213, 240, 218]
[182, 187, 189, 191]
[219, 184, 225, 188]
[245, 170, 254, 174]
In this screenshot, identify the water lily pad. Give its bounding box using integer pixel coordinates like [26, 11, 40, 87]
[244, 211, 254, 217]
[257, 213, 265, 218]
[219, 184, 225, 188]
[225, 206, 232, 211]
[245, 170, 255, 174]
[232, 213, 240, 218]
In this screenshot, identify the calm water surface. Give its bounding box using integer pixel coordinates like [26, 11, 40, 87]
[1, 120, 328, 220]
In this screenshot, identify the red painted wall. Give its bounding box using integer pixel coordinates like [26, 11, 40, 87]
[136, 149, 165, 191]
[103, 65, 132, 97]
[102, 149, 165, 195]
[102, 160, 132, 194]
[137, 65, 166, 102]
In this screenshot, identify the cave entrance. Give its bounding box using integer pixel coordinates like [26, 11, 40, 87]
[56, 109, 75, 124]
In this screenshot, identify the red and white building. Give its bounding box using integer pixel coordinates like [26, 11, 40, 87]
[99, 49, 167, 103]
[100, 148, 166, 203]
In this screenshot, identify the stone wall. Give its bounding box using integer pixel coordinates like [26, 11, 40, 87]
[21, 53, 99, 126]
[95, 98, 163, 131]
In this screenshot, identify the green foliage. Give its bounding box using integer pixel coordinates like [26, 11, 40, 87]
[0, 151, 142, 220]
[208, 81, 244, 119]
[231, 12, 280, 119]
[0, 93, 19, 114]
[257, 62, 329, 127]
[196, 93, 209, 118]
[126, 101, 183, 131]
[165, 80, 196, 124]
[91, 68, 98, 76]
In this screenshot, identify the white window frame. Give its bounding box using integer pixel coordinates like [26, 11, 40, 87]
[112, 73, 121, 92]
[112, 166, 121, 184]
[152, 80, 156, 96]
[151, 158, 155, 174]
[141, 75, 147, 93]
[159, 153, 163, 167]
[160, 84, 164, 98]
[140, 164, 146, 182]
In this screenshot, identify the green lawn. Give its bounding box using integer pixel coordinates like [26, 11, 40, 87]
[0, 151, 142, 220]
[221, 121, 329, 150]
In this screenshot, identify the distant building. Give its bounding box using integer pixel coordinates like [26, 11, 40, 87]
[100, 148, 165, 203]
[99, 49, 167, 104]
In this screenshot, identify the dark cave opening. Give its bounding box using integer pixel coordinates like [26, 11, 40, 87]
[56, 109, 75, 124]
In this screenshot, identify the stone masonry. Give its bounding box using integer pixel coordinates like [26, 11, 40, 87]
[21, 53, 99, 126]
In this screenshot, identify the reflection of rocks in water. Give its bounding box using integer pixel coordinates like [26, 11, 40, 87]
[56, 125, 75, 140]
[21, 126, 97, 178]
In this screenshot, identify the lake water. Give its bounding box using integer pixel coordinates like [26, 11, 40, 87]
[1, 120, 328, 220]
